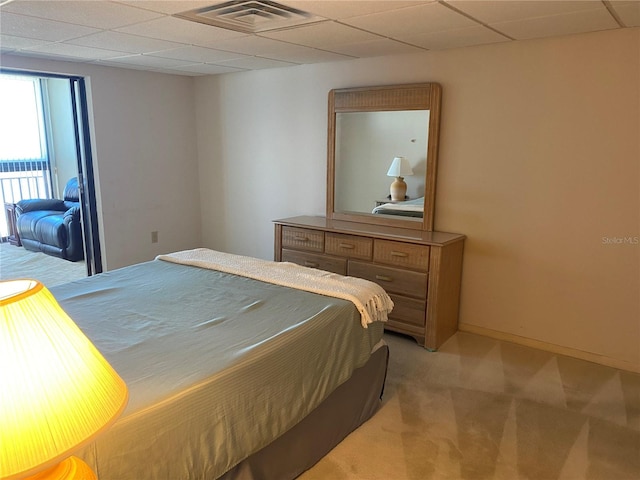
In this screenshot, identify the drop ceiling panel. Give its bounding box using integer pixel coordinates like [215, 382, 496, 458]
[65, 31, 187, 55]
[405, 24, 509, 50]
[214, 55, 297, 69]
[162, 62, 245, 75]
[0, 34, 50, 52]
[20, 43, 129, 60]
[278, 1, 431, 20]
[259, 21, 383, 48]
[343, 2, 478, 39]
[0, 12, 100, 42]
[204, 34, 354, 63]
[611, 1, 640, 27]
[262, 47, 353, 64]
[1, 1, 163, 29]
[149, 45, 247, 63]
[115, 16, 247, 45]
[94, 59, 168, 71]
[328, 38, 427, 57]
[99, 54, 200, 69]
[493, 7, 620, 40]
[211, 36, 352, 63]
[152, 69, 204, 77]
[203, 34, 311, 55]
[447, 0, 608, 24]
[7, 49, 87, 63]
[116, 1, 221, 15]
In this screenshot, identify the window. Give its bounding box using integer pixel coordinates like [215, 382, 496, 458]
[0, 75, 48, 162]
[0, 74, 52, 238]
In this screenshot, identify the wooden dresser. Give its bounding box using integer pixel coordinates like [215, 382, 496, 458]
[274, 216, 465, 350]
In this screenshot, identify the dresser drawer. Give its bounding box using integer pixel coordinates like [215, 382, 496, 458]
[388, 294, 426, 328]
[326, 233, 373, 260]
[348, 261, 427, 299]
[281, 226, 324, 252]
[281, 249, 347, 275]
[374, 240, 430, 271]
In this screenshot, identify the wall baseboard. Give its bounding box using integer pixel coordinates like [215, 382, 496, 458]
[458, 323, 640, 374]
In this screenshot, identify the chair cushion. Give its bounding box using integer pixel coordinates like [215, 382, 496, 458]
[16, 198, 66, 214]
[16, 211, 67, 248]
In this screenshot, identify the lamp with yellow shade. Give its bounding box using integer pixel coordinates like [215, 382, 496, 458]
[0, 279, 128, 480]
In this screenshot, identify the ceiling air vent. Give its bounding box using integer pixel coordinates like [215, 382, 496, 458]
[174, 0, 326, 34]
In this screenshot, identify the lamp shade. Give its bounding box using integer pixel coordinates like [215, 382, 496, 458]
[0, 280, 128, 480]
[386, 156, 414, 177]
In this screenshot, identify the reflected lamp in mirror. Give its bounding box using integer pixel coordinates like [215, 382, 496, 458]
[387, 156, 414, 201]
[0, 279, 128, 480]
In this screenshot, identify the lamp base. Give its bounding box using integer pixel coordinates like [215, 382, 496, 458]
[24, 456, 97, 480]
[389, 176, 407, 202]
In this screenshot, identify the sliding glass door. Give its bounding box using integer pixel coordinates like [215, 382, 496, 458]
[70, 77, 102, 275]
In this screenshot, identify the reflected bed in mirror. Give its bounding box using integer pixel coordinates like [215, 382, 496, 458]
[327, 83, 442, 232]
[372, 197, 424, 217]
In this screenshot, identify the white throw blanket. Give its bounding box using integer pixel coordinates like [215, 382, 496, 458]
[156, 248, 393, 328]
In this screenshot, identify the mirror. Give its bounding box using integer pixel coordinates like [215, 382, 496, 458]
[327, 83, 442, 231]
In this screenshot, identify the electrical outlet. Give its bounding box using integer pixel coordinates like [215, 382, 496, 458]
[151, 231, 158, 243]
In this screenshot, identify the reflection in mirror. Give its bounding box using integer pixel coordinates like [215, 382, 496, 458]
[334, 110, 430, 219]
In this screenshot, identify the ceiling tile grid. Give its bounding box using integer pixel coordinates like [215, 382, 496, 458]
[0, 0, 634, 76]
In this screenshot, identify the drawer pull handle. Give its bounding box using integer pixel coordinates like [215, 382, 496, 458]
[293, 236, 309, 242]
[339, 243, 355, 249]
[390, 251, 408, 257]
[304, 261, 319, 268]
[375, 275, 393, 282]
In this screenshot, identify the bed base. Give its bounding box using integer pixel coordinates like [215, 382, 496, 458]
[220, 344, 389, 480]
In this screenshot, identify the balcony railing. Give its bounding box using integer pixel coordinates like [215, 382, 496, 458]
[1, 160, 51, 239]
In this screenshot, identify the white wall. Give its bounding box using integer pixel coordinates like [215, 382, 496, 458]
[194, 28, 639, 370]
[194, 69, 330, 259]
[0, 55, 202, 269]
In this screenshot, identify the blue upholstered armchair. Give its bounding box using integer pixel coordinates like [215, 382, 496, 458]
[15, 178, 84, 262]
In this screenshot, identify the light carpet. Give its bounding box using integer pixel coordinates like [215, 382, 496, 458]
[0, 241, 86, 287]
[301, 331, 640, 480]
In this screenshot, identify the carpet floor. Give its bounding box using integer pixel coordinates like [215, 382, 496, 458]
[301, 331, 640, 480]
[0, 241, 86, 287]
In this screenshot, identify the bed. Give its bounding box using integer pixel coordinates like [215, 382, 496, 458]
[372, 197, 424, 217]
[50, 248, 392, 480]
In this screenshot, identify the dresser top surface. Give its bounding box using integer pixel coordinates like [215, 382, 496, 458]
[274, 216, 465, 246]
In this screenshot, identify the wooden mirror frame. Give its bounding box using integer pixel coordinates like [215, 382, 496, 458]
[326, 83, 442, 231]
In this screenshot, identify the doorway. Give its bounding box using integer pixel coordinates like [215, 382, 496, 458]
[0, 69, 102, 277]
